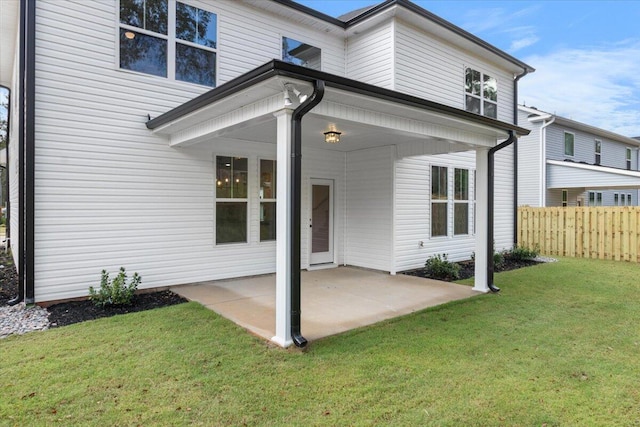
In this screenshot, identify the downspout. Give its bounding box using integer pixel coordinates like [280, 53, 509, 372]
[25, 0, 36, 304]
[512, 69, 528, 244]
[487, 130, 517, 293]
[290, 79, 325, 348]
[1, 83, 10, 250]
[8, 0, 28, 306]
[539, 116, 555, 207]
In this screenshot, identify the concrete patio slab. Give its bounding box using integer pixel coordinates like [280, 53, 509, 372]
[172, 266, 478, 344]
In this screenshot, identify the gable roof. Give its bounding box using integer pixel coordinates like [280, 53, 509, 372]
[267, 0, 535, 74]
[520, 105, 640, 146]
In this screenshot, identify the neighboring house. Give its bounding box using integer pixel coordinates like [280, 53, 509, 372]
[0, 0, 532, 347]
[518, 105, 640, 207]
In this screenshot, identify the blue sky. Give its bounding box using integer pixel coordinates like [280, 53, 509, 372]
[298, 0, 640, 137]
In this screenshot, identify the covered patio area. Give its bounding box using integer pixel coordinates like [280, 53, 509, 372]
[171, 267, 477, 342]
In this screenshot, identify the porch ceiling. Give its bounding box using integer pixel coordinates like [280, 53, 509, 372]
[547, 160, 640, 190]
[149, 62, 527, 155]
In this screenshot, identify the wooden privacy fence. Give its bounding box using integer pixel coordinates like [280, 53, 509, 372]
[517, 207, 640, 262]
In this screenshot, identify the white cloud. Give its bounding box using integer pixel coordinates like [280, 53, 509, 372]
[459, 6, 542, 53]
[519, 40, 640, 137]
[509, 33, 540, 52]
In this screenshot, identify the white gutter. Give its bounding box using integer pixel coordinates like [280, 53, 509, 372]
[528, 113, 555, 207]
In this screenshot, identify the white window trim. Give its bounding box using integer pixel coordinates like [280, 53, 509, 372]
[281, 34, 322, 71]
[115, 0, 219, 87]
[562, 189, 568, 207]
[595, 139, 601, 165]
[626, 147, 632, 170]
[258, 158, 277, 242]
[214, 155, 249, 246]
[453, 168, 471, 236]
[464, 66, 498, 118]
[564, 131, 575, 157]
[430, 165, 449, 239]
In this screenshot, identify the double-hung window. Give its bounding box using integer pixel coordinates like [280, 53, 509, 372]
[431, 166, 448, 237]
[564, 132, 575, 157]
[259, 160, 277, 241]
[595, 140, 601, 165]
[626, 148, 632, 170]
[454, 169, 469, 235]
[282, 37, 321, 70]
[621, 193, 626, 206]
[119, 0, 217, 86]
[614, 193, 619, 206]
[588, 191, 602, 206]
[465, 68, 497, 118]
[216, 156, 248, 244]
[562, 189, 568, 207]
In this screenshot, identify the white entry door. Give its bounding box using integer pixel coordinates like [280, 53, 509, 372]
[309, 179, 334, 265]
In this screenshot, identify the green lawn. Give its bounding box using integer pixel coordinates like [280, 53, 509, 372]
[1, 258, 639, 426]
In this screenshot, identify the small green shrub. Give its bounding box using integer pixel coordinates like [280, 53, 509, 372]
[493, 251, 505, 269]
[506, 245, 539, 262]
[424, 254, 461, 280]
[89, 267, 141, 308]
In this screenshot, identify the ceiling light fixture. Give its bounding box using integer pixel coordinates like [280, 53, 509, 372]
[324, 130, 341, 144]
[124, 31, 136, 40]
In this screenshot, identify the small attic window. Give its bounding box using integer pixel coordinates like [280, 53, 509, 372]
[282, 37, 321, 70]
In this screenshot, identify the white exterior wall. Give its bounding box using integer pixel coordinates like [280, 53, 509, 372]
[395, 152, 477, 270]
[395, 148, 515, 271]
[8, 32, 21, 268]
[345, 146, 394, 272]
[301, 147, 346, 268]
[516, 109, 541, 207]
[493, 145, 515, 251]
[30, 0, 347, 302]
[345, 20, 394, 89]
[394, 19, 515, 124]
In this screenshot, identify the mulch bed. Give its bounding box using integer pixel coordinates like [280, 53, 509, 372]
[402, 258, 542, 281]
[0, 252, 187, 328]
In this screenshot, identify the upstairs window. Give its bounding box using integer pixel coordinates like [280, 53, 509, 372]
[119, 0, 217, 86]
[465, 68, 497, 119]
[595, 140, 601, 165]
[564, 132, 574, 157]
[282, 37, 321, 70]
[175, 2, 217, 86]
[119, 0, 168, 77]
[626, 147, 632, 170]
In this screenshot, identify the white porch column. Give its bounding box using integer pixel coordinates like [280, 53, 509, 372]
[474, 147, 490, 292]
[272, 109, 294, 347]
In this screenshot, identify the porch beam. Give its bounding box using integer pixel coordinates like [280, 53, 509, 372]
[473, 147, 489, 292]
[272, 109, 294, 348]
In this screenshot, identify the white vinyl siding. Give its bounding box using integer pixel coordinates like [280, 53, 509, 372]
[394, 152, 481, 271]
[31, 0, 348, 302]
[345, 20, 394, 89]
[493, 145, 515, 251]
[394, 19, 515, 123]
[346, 146, 394, 272]
[516, 109, 542, 206]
